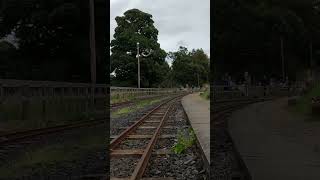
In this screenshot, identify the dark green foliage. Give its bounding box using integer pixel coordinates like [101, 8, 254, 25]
[214, 0, 320, 82]
[0, 0, 107, 83]
[172, 128, 196, 154]
[110, 9, 170, 87]
[170, 47, 210, 87]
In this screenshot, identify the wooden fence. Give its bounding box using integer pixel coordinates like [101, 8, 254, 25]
[110, 86, 181, 103]
[0, 79, 108, 131]
[0, 79, 184, 131]
[0, 79, 108, 98]
[0, 79, 181, 99]
[212, 85, 300, 101]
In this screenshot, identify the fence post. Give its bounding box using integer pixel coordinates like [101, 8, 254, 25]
[0, 83, 3, 97]
[0, 84, 2, 119]
[21, 85, 30, 121]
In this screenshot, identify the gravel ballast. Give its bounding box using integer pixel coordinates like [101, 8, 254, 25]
[110, 99, 207, 179]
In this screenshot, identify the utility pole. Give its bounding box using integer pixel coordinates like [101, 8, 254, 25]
[281, 36, 285, 82]
[137, 42, 140, 88]
[89, 0, 96, 113]
[310, 41, 313, 81]
[197, 73, 200, 88]
[129, 42, 152, 88]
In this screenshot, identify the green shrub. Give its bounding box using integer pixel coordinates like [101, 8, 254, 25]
[172, 128, 196, 154]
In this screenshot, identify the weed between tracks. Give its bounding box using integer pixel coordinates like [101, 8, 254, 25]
[143, 103, 206, 179]
[172, 128, 196, 154]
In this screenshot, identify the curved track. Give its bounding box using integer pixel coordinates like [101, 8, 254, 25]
[0, 119, 106, 146]
[111, 94, 177, 111]
[212, 98, 270, 180]
[110, 93, 195, 179]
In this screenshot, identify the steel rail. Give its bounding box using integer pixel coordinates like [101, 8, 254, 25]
[110, 94, 181, 109]
[0, 119, 105, 146]
[110, 94, 186, 179]
[110, 94, 184, 150]
[130, 101, 174, 180]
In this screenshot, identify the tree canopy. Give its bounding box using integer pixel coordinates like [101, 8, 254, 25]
[0, 0, 107, 83]
[170, 46, 210, 87]
[214, 0, 320, 83]
[110, 9, 170, 87]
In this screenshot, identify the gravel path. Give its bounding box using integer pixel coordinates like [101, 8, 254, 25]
[229, 98, 320, 180]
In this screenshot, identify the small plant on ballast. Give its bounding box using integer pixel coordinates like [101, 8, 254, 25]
[172, 128, 196, 154]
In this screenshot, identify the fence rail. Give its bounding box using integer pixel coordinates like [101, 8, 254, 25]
[0, 79, 108, 98]
[212, 85, 301, 101]
[0, 79, 185, 101]
[0, 79, 186, 131]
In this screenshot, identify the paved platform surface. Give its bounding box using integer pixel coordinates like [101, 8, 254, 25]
[229, 98, 320, 180]
[182, 93, 210, 164]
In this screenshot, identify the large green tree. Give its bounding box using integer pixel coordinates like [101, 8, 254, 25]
[110, 9, 170, 87]
[170, 46, 210, 87]
[0, 0, 107, 83]
[214, 0, 320, 83]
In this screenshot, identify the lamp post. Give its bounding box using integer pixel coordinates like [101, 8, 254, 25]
[89, 0, 96, 113]
[281, 37, 285, 82]
[127, 42, 152, 88]
[137, 42, 141, 88]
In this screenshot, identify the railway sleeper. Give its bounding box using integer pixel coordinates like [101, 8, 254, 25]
[110, 134, 176, 139]
[118, 126, 178, 130]
[111, 149, 173, 156]
[110, 177, 175, 180]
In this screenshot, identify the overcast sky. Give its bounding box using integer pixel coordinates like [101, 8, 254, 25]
[110, 0, 210, 65]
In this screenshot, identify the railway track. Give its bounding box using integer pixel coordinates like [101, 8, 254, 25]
[111, 101, 134, 110]
[0, 94, 180, 146]
[0, 119, 106, 146]
[213, 98, 273, 126]
[110, 93, 204, 179]
[212, 98, 268, 180]
[110, 94, 179, 110]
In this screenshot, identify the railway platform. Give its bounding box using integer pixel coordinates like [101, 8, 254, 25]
[181, 93, 210, 166]
[229, 98, 320, 180]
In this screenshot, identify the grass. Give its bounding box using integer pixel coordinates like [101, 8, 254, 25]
[0, 126, 105, 178]
[0, 97, 97, 132]
[292, 85, 320, 115]
[200, 89, 210, 100]
[111, 98, 163, 118]
[111, 94, 137, 104]
[112, 107, 134, 117]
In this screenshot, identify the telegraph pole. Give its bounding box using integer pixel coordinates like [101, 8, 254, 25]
[197, 73, 200, 88]
[137, 42, 140, 88]
[89, 0, 96, 112]
[281, 36, 285, 82]
[310, 41, 313, 81]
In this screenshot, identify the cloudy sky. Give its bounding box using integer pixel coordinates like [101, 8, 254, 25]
[110, 0, 210, 65]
